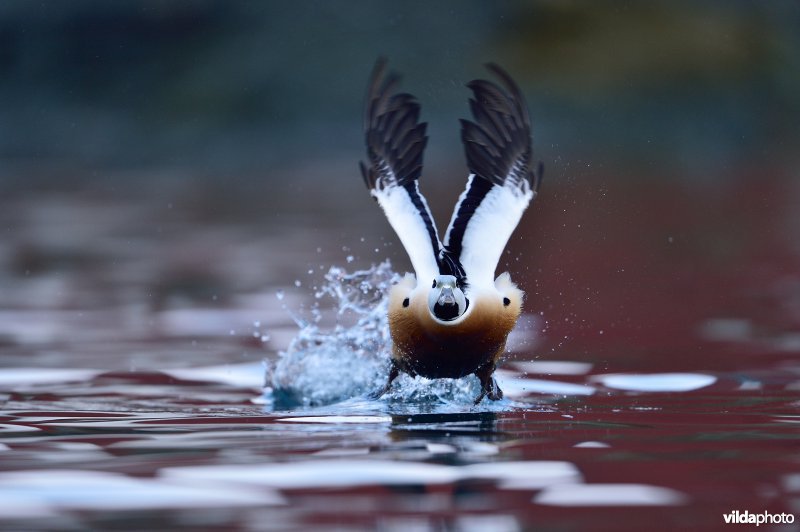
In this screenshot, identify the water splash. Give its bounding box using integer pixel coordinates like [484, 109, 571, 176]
[266, 261, 397, 408]
[264, 261, 485, 410]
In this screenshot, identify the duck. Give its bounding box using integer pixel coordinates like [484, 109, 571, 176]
[359, 58, 542, 404]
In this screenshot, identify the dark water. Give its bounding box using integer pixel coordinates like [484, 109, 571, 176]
[1, 2, 799, 529]
[1, 173, 799, 531]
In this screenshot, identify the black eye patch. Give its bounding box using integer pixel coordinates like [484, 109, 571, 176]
[432, 280, 436, 288]
[503, 297, 510, 307]
[402, 298, 410, 307]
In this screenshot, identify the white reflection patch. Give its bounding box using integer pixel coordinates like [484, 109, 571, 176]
[0, 469, 283, 516]
[280, 416, 392, 424]
[459, 461, 582, 490]
[164, 362, 265, 388]
[162, 459, 582, 491]
[162, 460, 456, 489]
[499, 374, 596, 397]
[511, 361, 593, 375]
[594, 373, 716, 392]
[534, 483, 687, 506]
[573, 441, 610, 448]
[0, 368, 101, 387]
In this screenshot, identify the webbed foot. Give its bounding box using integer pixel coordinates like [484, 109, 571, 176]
[474, 365, 503, 404]
[368, 362, 400, 400]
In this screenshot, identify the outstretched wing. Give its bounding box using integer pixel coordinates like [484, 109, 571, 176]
[360, 58, 441, 284]
[443, 63, 542, 289]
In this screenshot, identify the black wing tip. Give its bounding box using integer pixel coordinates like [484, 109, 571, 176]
[534, 161, 544, 192]
[364, 57, 397, 131]
[359, 160, 376, 190]
[461, 63, 534, 188]
[374, 55, 389, 71]
[369, 56, 389, 86]
[484, 63, 521, 94]
[362, 57, 429, 189]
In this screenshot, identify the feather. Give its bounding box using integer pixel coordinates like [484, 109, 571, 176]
[444, 64, 543, 289]
[361, 58, 441, 283]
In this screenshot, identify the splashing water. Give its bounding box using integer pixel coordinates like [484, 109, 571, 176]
[265, 261, 484, 409]
[266, 261, 396, 408]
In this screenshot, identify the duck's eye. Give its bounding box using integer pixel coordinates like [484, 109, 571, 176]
[432, 279, 437, 289]
[503, 297, 511, 307]
[402, 298, 410, 308]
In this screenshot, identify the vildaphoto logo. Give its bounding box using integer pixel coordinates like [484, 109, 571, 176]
[723, 510, 794, 526]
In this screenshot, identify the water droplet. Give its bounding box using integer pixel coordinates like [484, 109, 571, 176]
[294, 280, 302, 287]
[253, 320, 261, 328]
[276, 290, 285, 301]
[346, 255, 354, 263]
[261, 334, 270, 342]
[229, 329, 236, 335]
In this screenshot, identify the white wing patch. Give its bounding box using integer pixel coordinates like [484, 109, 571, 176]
[372, 186, 440, 285]
[457, 182, 533, 289]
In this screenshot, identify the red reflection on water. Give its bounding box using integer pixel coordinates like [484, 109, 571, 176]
[512, 170, 799, 372]
[0, 167, 798, 531]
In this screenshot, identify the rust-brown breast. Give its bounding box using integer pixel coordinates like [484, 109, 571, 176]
[388, 288, 522, 379]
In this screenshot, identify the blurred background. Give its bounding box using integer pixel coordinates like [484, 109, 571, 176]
[1, 0, 799, 373]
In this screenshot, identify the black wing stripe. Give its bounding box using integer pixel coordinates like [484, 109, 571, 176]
[403, 181, 440, 257]
[443, 175, 493, 263]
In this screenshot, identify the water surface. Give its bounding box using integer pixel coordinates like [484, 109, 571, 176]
[1, 175, 799, 530]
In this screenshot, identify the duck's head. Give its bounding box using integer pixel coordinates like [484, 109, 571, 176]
[427, 275, 468, 322]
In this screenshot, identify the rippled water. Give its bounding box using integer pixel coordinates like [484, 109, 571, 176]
[2, 362, 798, 530]
[1, 177, 799, 530]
